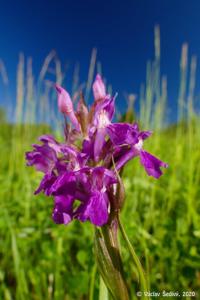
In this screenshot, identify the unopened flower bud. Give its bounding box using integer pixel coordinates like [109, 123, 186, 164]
[92, 74, 106, 101]
[55, 84, 73, 114]
[55, 84, 80, 131]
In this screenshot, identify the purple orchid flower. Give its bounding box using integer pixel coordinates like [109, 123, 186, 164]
[26, 74, 168, 227]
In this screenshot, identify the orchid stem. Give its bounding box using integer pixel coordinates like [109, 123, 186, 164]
[118, 217, 149, 299]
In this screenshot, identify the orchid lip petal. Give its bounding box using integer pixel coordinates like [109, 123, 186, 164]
[140, 150, 168, 179]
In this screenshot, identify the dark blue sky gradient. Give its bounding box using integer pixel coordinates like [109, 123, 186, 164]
[0, 0, 200, 119]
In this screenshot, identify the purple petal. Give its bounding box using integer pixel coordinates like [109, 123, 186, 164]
[38, 135, 61, 153]
[92, 167, 117, 189]
[114, 147, 136, 170]
[34, 173, 57, 195]
[140, 150, 168, 179]
[93, 96, 115, 128]
[26, 144, 57, 173]
[74, 168, 92, 200]
[81, 138, 95, 160]
[76, 191, 109, 226]
[138, 130, 152, 140]
[26, 152, 49, 173]
[39, 134, 56, 143]
[107, 123, 139, 146]
[100, 97, 115, 121]
[132, 122, 139, 131]
[49, 172, 76, 195]
[60, 145, 78, 156]
[52, 195, 74, 225]
[94, 128, 107, 161]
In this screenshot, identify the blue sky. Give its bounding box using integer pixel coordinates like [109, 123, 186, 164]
[0, 0, 200, 120]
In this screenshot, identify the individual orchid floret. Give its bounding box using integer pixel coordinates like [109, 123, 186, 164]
[91, 96, 115, 161]
[75, 167, 117, 226]
[26, 144, 57, 173]
[106, 122, 168, 178]
[92, 74, 106, 101]
[25, 135, 61, 173]
[55, 84, 80, 131]
[26, 134, 81, 175]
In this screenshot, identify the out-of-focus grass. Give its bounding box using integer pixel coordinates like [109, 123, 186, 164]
[0, 27, 200, 299]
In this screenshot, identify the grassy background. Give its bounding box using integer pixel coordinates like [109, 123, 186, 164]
[0, 27, 200, 299]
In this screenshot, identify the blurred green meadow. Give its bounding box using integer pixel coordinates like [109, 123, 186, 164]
[0, 28, 200, 299]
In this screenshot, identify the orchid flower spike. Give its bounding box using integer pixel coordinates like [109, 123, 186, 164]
[55, 84, 80, 131]
[92, 74, 106, 101]
[27, 75, 168, 228]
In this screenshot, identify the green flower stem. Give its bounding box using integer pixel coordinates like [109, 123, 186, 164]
[94, 213, 129, 300]
[118, 217, 149, 299]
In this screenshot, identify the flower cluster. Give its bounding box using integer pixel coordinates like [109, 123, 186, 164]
[26, 75, 168, 226]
